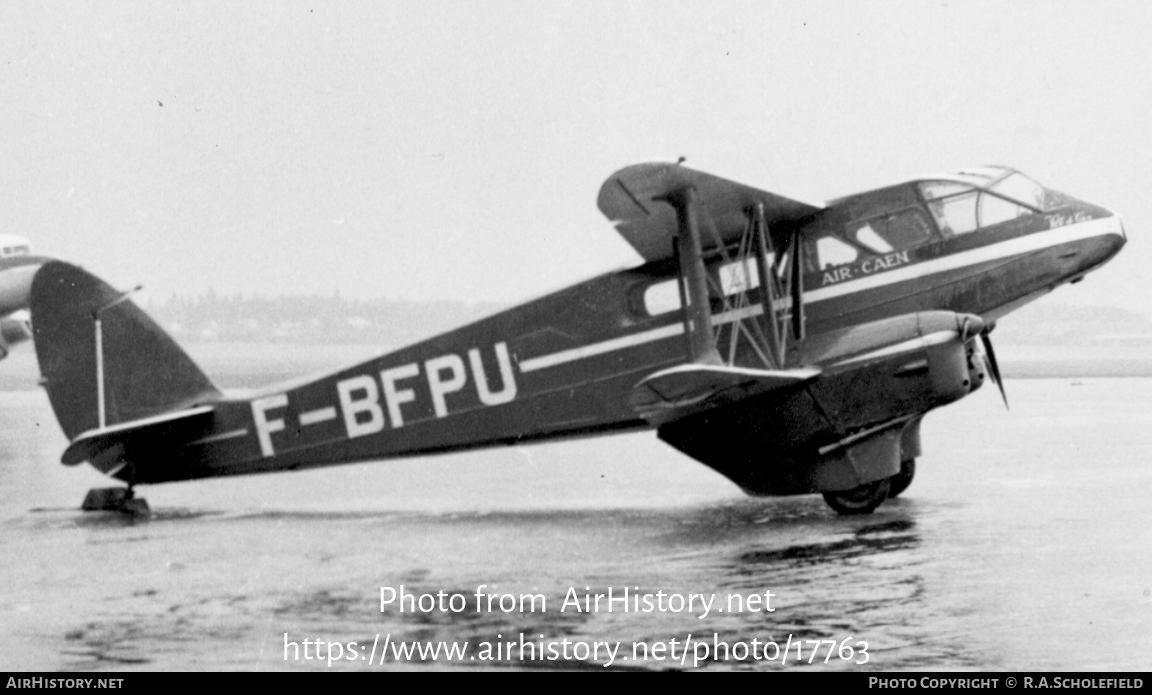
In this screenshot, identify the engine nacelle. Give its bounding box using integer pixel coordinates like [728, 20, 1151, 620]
[657, 311, 989, 496]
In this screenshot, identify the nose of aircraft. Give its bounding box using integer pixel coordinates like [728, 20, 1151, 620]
[1067, 210, 1126, 281]
[1096, 212, 1127, 263]
[1114, 214, 1128, 248]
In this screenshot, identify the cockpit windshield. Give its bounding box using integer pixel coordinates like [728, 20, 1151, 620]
[918, 167, 1050, 237]
[990, 172, 1047, 210]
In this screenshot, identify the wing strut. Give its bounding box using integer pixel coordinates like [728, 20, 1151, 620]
[749, 202, 806, 367]
[751, 203, 784, 367]
[665, 186, 722, 365]
[789, 225, 805, 341]
[661, 185, 808, 369]
[630, 187, 819, 425]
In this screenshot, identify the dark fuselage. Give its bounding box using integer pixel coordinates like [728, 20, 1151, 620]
[91, 170, 1124, 485]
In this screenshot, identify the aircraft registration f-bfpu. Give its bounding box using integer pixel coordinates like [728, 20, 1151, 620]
[30, 163, 1125, 515]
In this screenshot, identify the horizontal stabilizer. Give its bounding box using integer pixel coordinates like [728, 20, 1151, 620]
[597, 162, 824, 261]
[631, 363, 819, 425]
[62, 405, 216, 468]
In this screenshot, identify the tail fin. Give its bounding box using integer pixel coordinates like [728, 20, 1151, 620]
[31, 261, 220, 440]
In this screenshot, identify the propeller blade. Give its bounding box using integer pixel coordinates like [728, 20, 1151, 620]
[960, 314, 984, 342]
[980, 333, 1008, 409]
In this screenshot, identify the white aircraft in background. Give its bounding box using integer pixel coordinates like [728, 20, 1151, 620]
[0, 234, 47, 359]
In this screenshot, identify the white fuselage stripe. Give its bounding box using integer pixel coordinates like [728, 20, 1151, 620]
[517, 217, 1120, 373]
[793, 215, 1121, 307]
[299, 407, 337, 426]
[519, 323, 683, 372]
[518, 303, 765, 373]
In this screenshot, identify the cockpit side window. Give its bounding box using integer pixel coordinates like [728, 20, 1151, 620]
[921, 174, 1048, 237]
[928, 192, 979, 236]
[920, 182, 980, 236]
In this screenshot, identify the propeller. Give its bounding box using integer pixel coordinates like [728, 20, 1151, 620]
[960, 315, 984, 343]
[979, 332, 1009, 409]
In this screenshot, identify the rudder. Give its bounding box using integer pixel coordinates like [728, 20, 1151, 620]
[31, 261, 221, 440]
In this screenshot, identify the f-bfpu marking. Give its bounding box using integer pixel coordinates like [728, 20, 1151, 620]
[251, 343, 517, 457]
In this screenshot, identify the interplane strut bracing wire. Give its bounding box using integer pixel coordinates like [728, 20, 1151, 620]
[696, 200, 804, 370]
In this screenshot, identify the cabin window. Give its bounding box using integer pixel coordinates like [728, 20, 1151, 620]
[886, 210, 933, 247]
[848, 209, 933, 254]
[640, 253, 787, 317]
[813, 236, 859, 269]
[718, 257, 762, 295]
[853, 224, 890, 253]
[643, 278, 682, 316]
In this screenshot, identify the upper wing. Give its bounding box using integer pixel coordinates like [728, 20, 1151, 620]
[597, 162, 824, 262]
[631, 363, 819, 426]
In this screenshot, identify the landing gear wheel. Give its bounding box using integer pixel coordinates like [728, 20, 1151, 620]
[887, 459, 916, 498]
[822, 478, 891, 515]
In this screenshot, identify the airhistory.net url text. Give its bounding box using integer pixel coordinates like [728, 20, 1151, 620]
[283, 632, 871, 668]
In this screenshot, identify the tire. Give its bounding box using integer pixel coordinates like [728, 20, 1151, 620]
[887, 459, 916, 498]
[822, 478, 891, 515]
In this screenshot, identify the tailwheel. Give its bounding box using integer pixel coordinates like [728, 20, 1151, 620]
[887, 459, 916, 498]
[822, 478, 891, 515]
[80, 486, 150, 515]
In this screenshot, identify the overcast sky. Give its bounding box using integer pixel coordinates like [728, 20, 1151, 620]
[1, 1, 1148, 317]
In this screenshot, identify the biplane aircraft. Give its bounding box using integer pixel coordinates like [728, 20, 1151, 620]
[30, 163, 1125, 515]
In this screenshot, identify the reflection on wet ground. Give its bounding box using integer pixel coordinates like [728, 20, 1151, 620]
[3, 379, 1152, 670]
[41, 504, 930, 671]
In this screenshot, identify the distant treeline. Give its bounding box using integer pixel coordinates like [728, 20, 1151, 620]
[144, 292, 505, 344]
[141, 292, 1152, 348]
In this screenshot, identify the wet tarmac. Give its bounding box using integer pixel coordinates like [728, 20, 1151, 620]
[1, 372, 1150, 671]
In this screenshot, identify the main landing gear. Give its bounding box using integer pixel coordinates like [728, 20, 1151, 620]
[887, 459, 916, 498]
[81, 486, 150, 516]
[822, 478, 891, 515]
[821, 458, 916, 515]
